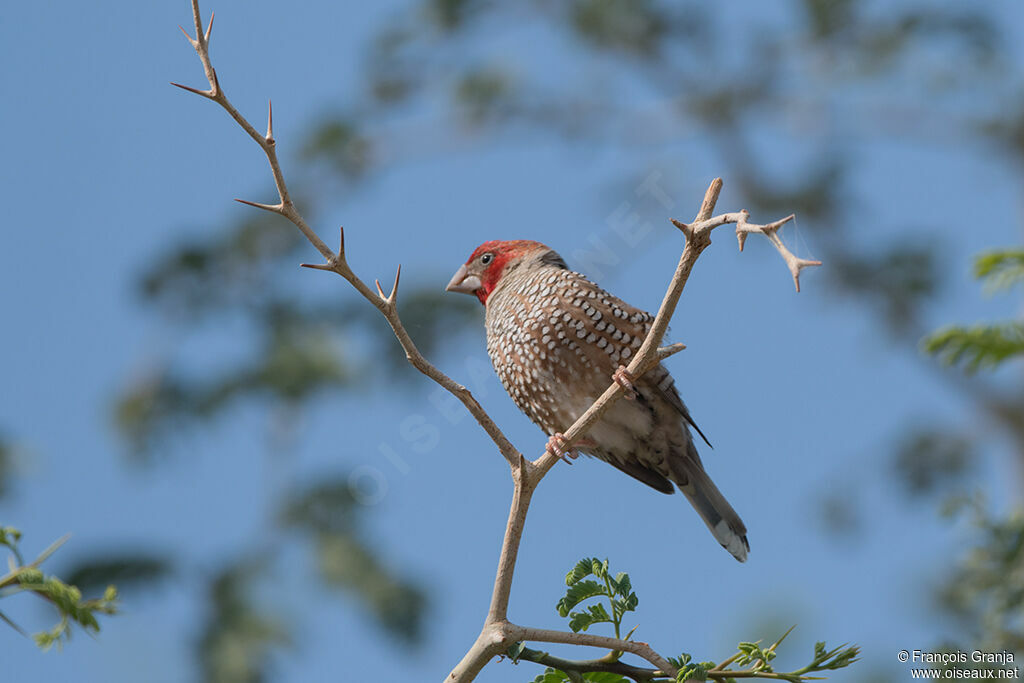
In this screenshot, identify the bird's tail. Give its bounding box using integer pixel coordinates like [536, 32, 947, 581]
[671, 448, 749, 562]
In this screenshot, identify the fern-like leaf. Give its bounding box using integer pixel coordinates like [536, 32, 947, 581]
[565, 558, 598, 586]
[568, 603, 612, 632]
[974, 249, 1024, 292]
[923, 323, 1024, 372]
[556, 580, 606, 616]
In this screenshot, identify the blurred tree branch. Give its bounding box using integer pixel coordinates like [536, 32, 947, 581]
[917, 249, 1024, 661]
[0, 527, 118, 650]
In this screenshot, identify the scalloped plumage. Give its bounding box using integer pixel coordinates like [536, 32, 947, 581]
[449, 240, 749, 562]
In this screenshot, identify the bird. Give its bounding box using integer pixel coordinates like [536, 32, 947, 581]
[445, 239, 749, 562]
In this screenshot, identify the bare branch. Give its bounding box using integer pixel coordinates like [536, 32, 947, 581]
[510, 625, 676, 674]
[173, 0, 522, 470]
[657, 342, 687, 361]
[511, 638, 853, 683]
[511, 646, 668, 682]
[189, 0, 203, 43]
[697, 177, 724, 221]
[674, 202, 821, 292]
[735, 212, 820, 292]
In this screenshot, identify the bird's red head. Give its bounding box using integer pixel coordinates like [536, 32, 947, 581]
[445, 240, 553, 305]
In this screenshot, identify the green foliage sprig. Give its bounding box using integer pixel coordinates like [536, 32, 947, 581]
[557, 558, 638, 640]
[509, 558, 859, 682]
[910, 246, 1024, 671]
[923, 323, 1024, 372]
[937, 495, 1024, 656]
[923, 248, 1024, 372]
[974, 249, 1024, 293]
[0, 526, 118, 650]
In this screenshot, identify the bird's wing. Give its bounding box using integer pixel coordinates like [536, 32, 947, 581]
[555, 270, 657, 368]
[566, 272, 713, 448]
[603, 455, 675, 494]
[646, 365, 713, 449]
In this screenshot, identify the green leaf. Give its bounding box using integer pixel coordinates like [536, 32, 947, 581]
[974, 248, 1024, 292]
[568, 603, 612, 632]
[611, 572, 631, 598]
[610, 592, 638, 620]
[736, 641, 775, 668]
[565, 558, 598, 586]
[16, 573, 119, 650]
[507, 641, 525, 662]
[813, 642, 861, 670]
[581, 673, 630, 682]
[675, 661, 708, 682]
[668, 652, 693, 669]
[0, 526, 23, 563]
[556, 580, 606, 616]
[922, 322, 1024, 372]
[532, 669, 570, 683]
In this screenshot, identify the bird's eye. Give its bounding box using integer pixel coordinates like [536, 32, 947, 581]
[480, 253, 494, 265]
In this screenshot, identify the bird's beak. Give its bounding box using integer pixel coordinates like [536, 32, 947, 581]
[445, 264, 483, 295]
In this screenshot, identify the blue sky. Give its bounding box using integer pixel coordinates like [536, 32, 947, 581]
[2, 1, 1022, 682]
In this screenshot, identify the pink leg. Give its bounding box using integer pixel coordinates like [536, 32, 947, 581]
[613, 365, 638, 400]
[546, 433, 580, 464]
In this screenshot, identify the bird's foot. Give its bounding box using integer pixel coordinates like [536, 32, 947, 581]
[613, 365, 638, 400]
[546, 433, 580, 464]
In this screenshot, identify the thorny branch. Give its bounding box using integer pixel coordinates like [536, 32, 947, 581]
[173, 5, 818, 682]
[510, 645, 670, 682]
[510, 627, 855, 682]
[172, 0, 521, 469]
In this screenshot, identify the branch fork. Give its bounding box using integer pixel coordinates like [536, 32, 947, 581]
[173, 3, 818, 681]
[671, 197, 821, 292]
[374, 265, 402, 308]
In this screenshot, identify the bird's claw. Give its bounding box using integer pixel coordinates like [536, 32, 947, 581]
[546, 433, 579, 464]
[613, 365, 638, 400]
